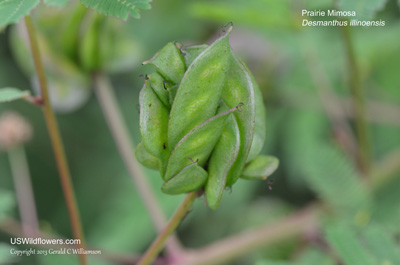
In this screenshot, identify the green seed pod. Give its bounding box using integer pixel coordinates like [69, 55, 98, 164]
[221, 54, 256, 187]
[243, 63, 267, 163]
[168, 33, 231, 150]
[205, 102, 240, 209]
[162, 162, 208, 195]
[147, 72, 171, 108]
[139, 80, 170, 175]
[79, 12, 102, 71]
[143, 42, 186, 84]
[181, 44, 209, 67]
[137, 26, 277, 209]
[9, 24, 91, 113]
[241, 155, 279, 180]
[135, 142, 160, 170]
[164, 106, 237, 181]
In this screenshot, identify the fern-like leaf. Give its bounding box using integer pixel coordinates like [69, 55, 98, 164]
[283, 111, 371, 215]
[370, 177, 400, 233]
[362, 225, 400, 265]
[338, 0, 388, 20]
[80, 0, 151, 20]
[190, 0, 294, 29]
[325, 224, 375, 265]
[44, 0, 69, 7]
[0, 0, 39, 27]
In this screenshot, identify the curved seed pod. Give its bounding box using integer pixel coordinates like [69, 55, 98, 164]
[139, 80, 170, 164]
[143, 42, 186, 84]
[241, 155, 279, 180]
[164, 106, 237, 181]
[181, 44, 209, 68]
[135, 142, 160, 170]
[60, 4, 87, 59]
[162, 163, 208, 195]
[244, 66, 267, 163]
[206, 102, 240, 209]
[10, 24, 91, 113]
[79, 12, 101, 71]
[222, 55, 256, 187]
[148, 72, 171, 108]
[168, 27, 232, 150]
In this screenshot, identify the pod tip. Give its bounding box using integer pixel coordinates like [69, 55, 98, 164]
[222, 22, 233, 35]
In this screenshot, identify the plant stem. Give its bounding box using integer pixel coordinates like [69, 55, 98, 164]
[8, 145, 39, 237]
[279, 90, 400, 127]
[300, 36, 358, 162]
[24, 16, 87, 265]
[92, 73, 182, 254]
[177, 205, 319, 265]
[341, 25, 371, 174]
[137, 192, 198, 265]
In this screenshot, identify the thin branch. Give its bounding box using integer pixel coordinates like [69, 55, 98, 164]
[24, 16, 87, 265]
[137, 192, 198, 265]
[8, 146, 39, 237]
[176, 205, 319, 265]
[300, 35, 358, 164]
[344, 98, 400, 127]
[92, 73, 182, 255]
[24, 95, 44, 107]
[342, 25, 371, 174]
[279, 91, 400, 127]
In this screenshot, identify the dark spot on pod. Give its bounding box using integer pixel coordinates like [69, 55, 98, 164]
[188, 157, 199, 164]
[174, 41, 183, 50]
[149, 104, 152, 107]
[224, 21, 233, 28]
[235, 102, 244, 112]
[139, 74, 149, 80]
[174, 41, 187, 56]
[163, 80, 173, 90]
[220, 22, 234, 34]
[163, 143, 166, 149]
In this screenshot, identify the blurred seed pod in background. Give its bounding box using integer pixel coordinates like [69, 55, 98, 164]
[10, 22, 91, 113]
[8, 1, 143, 113]
[136, 25, 279, 209]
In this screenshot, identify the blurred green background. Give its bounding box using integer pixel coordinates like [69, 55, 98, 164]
[1, 0, 400, 264]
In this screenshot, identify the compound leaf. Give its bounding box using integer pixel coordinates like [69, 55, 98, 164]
[0, 0, 39, 27]
[80, 0, 152, 20]
[325, 224, 375, 265]
[44, 0, 69, 7]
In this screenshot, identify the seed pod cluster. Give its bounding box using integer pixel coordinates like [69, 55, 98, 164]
[137, 26, 278, 209]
